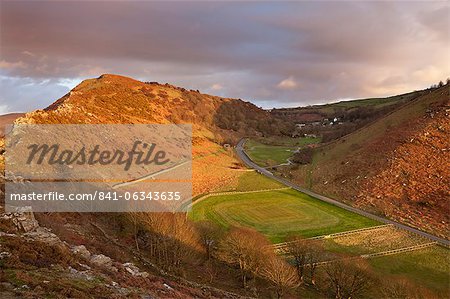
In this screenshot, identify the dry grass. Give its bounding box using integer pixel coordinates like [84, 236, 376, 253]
[324, 226, 431, 255]
[287, 85, 449, 238]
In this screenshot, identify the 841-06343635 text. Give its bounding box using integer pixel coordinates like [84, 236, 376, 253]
[8, 191, 183, 202]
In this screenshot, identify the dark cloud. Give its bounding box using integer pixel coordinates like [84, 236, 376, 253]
[419, 5, 450, 41]
[0, 1, 448, 112]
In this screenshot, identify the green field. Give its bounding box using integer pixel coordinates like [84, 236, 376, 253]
[190, 169, 449, 295]
[253, 136, 321, 147]
[369, 246, 450, 295]
[245, 137, 320, 167]
[189, 188, 379, 243]
[244, 140, 294, 166]
[217, 171, 285, 192]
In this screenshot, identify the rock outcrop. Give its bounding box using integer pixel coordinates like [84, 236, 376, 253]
[1, 206, 39, 232]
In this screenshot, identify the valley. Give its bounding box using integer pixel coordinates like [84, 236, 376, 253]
[2, 2, 448, 297]
[1, 75, 448, 298]
[243, 136, 321, 167]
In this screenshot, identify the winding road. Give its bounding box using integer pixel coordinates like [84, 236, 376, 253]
[236, 139, 450, 247]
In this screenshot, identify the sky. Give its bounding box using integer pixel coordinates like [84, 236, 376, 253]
[0, 1, 449, 114]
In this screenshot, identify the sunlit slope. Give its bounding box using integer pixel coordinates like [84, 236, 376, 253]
[290, 85, 449, 238]
[2, 74, 289, 194]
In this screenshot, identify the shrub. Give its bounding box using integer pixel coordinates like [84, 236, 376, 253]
[292, 147, 314, 165]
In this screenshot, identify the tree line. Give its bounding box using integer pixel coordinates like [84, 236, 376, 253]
[123, 213, 434, 298]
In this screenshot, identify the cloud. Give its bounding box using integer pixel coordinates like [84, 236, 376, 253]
[0, 60, 26, 70]
[21, 51, 35, 57]
[418, 5, 450, 41]
[210, 83, 223, 91]
[78, 66, 110, 77]
[412, 65, 446, 83]
[0, 104, 9, 115]
[277, 76, 298, 90]
[0, 1, 448, 112]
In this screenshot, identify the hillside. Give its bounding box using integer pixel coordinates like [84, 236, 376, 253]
[271, 90, 425, 123]
[2, 74, 290, 194]
[0, 113, 25, 137]
[20, 74, 288, 142]
[284, 85, 449, 238]
[272, 90, 427, 142]
[0, 74, 293, 298]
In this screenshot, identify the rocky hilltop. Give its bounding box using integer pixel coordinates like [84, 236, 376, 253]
[2, 74, 290, 194]
[16, 74, 289, 143]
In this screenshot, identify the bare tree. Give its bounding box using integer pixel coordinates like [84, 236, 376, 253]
[323, 258, 373, 299]
[260, 255, 299, 298]
[217, 227, 270, 288]
[127, 212, 142, 251]
[291, 147, 314, 165]
[380, 277, 434, 299]
[286, 236, 324, 284]
[204, 260, 218, 283]
[139, 212, 202, 272]
[286, 236, 308, 282]
[306, 240, 324, 286]
[195, 220, 224, 260]
[381, 278, 414, 299]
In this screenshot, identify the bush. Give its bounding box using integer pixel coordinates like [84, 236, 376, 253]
[292, 147, 314, 165]
[1, 236, 75, 269]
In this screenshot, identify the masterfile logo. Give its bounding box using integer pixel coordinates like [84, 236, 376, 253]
[26, 140, 170, 171]
[4, 124, 192, 213]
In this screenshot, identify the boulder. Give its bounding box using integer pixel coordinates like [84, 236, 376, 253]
[0, 251, 11, 259]
[71, 245, 91, 260]
[68, 266, 93, 281]
[90, 254, 117, 272]
[123, 262, 149, 278]
[2, 206, 39, 233]
[23, 227, 62, 246]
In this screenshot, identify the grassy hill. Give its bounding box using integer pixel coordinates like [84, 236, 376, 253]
[284, 84, 449, 238]
[318, 91, 424, 109]
[18, 74, 290, 143]
[271, 90, 426, 122]
[1, 74, 291, 194]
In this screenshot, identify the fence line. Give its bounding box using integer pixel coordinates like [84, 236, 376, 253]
[272, 224, 394, 251]
[292, 242, 438, 267]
